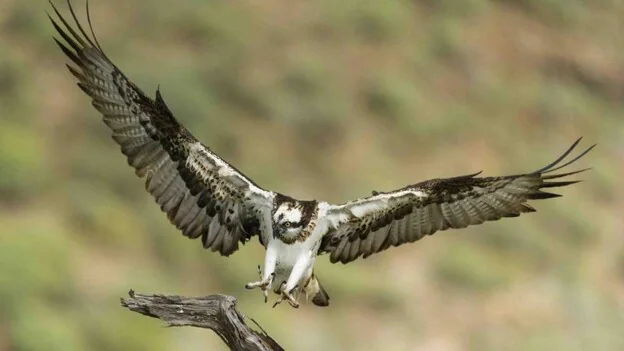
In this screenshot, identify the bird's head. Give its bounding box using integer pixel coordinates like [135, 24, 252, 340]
[272, 195, 317, 242]
[273, 203, 305, 240]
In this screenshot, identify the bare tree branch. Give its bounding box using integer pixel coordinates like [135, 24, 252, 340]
[120, 290, 284, 351]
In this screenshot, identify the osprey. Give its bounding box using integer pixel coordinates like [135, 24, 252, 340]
[49, 1, 594, 308]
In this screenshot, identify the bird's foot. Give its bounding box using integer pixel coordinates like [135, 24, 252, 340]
[272, 283, 299, 309]
[245, 265, 274, 303]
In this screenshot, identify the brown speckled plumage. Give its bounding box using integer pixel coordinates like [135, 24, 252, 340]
[320, 139, 594, 264]
[49, 1, 272, 257]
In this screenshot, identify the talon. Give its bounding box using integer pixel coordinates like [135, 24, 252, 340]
[246, 268, 275, 305]
[285, 292, 299, 308]
[272, 283, 299, 309]
[245, 279, 266, 289]
[246, 266, 274, 290]
[246, 280, 270, 290]
[273, 299, 298, 308]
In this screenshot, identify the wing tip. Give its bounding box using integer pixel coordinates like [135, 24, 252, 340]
[534, 138, 595, 175]
[49, 0, 103, 54]
[540, 180, 582, 188]
[528, 192, 562, 200]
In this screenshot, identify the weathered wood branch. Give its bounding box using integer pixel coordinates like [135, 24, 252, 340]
[120, 290, 284, 351]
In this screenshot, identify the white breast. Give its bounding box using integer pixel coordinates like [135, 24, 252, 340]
[268, 224, 324, 292]
[273, 240, 309, 269]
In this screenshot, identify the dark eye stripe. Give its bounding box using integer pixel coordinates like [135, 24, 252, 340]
[283, 220, 302, 227]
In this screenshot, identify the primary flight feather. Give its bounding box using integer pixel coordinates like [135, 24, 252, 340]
[49, 0, 594, 308]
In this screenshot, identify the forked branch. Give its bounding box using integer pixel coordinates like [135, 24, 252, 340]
[120, 290, 284, 351]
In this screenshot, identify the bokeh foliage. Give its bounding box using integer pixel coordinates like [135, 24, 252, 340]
[0, 0, 622, 350]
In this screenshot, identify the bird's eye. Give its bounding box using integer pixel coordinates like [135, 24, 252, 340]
[284, 221, 291, 228]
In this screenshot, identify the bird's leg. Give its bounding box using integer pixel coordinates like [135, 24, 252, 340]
[258, 265, 270, 303]
[285, 252, 312, 293]
[272, 282, 299, 309]
[244, 265, 274, 302]
[272, 251, 312, 309]
[245, 245, 277, 303]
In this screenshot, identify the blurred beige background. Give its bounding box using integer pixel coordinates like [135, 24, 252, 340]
[0, 0, 622, 350]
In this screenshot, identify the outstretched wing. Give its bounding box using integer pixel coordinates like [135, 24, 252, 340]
[320, 139, 594, 264]
[49, 1, 275, 255]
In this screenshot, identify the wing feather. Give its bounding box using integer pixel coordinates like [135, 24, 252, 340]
[50, 1, 274, 255]
[321, 139, 594, 264]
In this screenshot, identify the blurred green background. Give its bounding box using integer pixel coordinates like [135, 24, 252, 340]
[0, 0, 622, 350]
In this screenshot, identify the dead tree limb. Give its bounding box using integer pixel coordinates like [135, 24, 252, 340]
[120, 290, 284, 351]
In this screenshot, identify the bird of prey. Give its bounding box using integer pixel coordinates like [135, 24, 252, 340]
[49, 1, 594, 308]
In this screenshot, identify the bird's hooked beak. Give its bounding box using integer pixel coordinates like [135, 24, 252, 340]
[273, 224, 285, 238]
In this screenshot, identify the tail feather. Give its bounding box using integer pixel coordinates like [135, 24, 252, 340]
[305, 274, 330, 307]
[312, 285, 330, 307]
